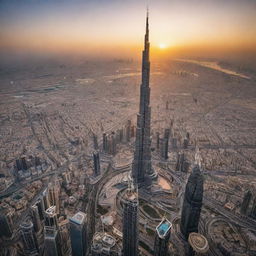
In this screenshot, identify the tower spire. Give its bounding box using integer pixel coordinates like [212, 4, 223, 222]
[132, 10, 157, 186]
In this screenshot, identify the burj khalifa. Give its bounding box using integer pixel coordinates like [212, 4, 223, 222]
[132, 11, 157, 186]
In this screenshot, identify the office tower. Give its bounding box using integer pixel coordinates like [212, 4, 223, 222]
[103, 133, 107, 152]
[188, 233, 209, 256]
[0, 210, 13, 238]
[59, 218, 71, 256]
[21, 156, 28, 170]
[160, 138, 168, 160]
[176, 152, 185, 172]
[44, 226, 62, 256]
[69, 211, 87, 256]
[44, 206, 61, 256]
[132, 11, 157, 185]
[16, 159, 22, 170]
[93, 134, 99, 150]
[109, 133, 116, 155]
[251, 198, 256, 219]
[31, 205, 42, 233]
[45, 206, 58, 228]
[93, 151, 101, 176]
[20, 219, 39, 256]
[164, 128, 170, 141]
[122, 177, 138, 256]
[35, 199, 44, 220]
[126, 120, 131, 142]
[180, 165, 204, 240]
[48, 178, 60, 214]
[240, 190, 252, 215]
[154, 218, 172, 256]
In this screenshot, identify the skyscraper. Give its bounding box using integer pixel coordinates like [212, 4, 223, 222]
[20, 219, 39, 256]
[154, 218, 172, 256]
[69, 211, 87, 256]
[44, 206, 62, 256]
[44, 226, 62, 256]
[93, 151, 101, 176]
[0, 209, 13, 238]
[180, 165, 204, 240]
[48, 178, 60, 215]
[34, 199, 45, 220]
[240, 190, 252, 215]
[122, 177, 139, 256]
[30, 204, 42, 233]
[132, 11, 157, 186]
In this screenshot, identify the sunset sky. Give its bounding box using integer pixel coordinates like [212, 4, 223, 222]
[0, 0, 256, 59]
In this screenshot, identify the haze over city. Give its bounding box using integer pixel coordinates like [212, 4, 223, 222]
[1, 0, 256, 60]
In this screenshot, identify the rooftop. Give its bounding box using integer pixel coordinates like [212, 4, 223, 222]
[93, 232, 116, 249]
[156, 218, 172, 238]
[45, 206, 56, 216]
[69, 211, 87, 225]
[188, 232, 209, 253]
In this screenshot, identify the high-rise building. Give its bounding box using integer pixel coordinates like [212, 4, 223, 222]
[154, 218, 172, 256]
[44, 206, 61, 256]
[59, 218, 71, 256]
[21, 156, 28, 170]
[35, 199, 45, 220]
[30, 204, 42, 233]
[180, 165, 204, 240]
[103, 133, 107, 152]
[69, 211, 87, 256]
[125, 120, 131, 142]
[159, 137, 168, 160]
[48, 178, 60, 214]
[93, 151, 101, 176]
[45, 206, 58, 228]
[93, 134, 99, 150]
[132, 11, 157, 185]
[164, 128, 170, 141]
[16, 159, 22, 170]
[0, 209, 13, 238]
[122, 177, 138, 256]
[44, 226, 62, 256]
[240, 190, 252, 215]
[176, 152, 189, 173]
[20, 219, 39, 256]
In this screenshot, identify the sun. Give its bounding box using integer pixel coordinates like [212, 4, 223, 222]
[159, 43, 167, 49]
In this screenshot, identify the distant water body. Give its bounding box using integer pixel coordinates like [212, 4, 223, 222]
[175, 59, 251, 80]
